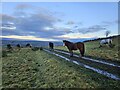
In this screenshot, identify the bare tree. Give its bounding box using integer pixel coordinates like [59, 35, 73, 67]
[105, 30, 111, 37]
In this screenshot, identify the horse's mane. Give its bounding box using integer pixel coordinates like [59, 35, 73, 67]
[63, 40, 73, 44]
[63, 40, 83, 44]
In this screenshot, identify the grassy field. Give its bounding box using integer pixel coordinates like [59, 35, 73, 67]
[55, 36, 120, 63]
[1, 48, 120, 89]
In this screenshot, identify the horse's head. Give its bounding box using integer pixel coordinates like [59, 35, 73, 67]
[63, 40, 67, 46]
[63, 40, 67, 42]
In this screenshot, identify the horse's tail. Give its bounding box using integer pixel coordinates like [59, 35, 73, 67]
[81, 43, 85, 57]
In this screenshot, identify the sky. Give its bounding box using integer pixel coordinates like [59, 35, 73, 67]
[0, 2, 119, 41]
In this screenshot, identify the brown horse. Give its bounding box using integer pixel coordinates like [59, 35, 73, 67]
[63, 40, 85, 57]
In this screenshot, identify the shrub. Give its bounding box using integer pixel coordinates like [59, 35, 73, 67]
[26, 43, 32, 48]
[2, 50, 7, 57]
[32, 47, 39, 51]
[7, 44, 13, 50]
[40, 47, 43, 50]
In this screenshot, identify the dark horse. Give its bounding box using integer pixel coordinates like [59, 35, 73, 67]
[26, 43, 32, 48]
[49, 42, 54, 50]
[63, 40, 85, 57]
[7, 44, 13, 51]
[16, 44, 21, 50]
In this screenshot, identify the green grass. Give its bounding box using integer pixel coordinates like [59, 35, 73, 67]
[1, 48, 120, 89]
[53, 50, 120, 77]
[55, 36, 120, 63]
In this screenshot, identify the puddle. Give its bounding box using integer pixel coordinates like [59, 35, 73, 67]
[72, 61, 79, 65]
[44, 49, 120, 80]
[55, 50, 120, 68]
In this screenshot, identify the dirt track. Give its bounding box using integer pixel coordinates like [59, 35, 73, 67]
[54, 49, 120, 68]
[43, 48, 120, 81]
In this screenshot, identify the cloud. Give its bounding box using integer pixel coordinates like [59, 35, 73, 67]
[40, 26, 73, 38]
[102, 20, 118, 26]
[0, 35, 58, 41]
[1, 22, 16, 30]
[1, 4, 72, 40]
[66, 21, 75, 25]
[77, 25, 106, 34]
[65, 21, 83, 26]
[15, 4, 32, 10]
[65, 21, 83, 30]
[76, 20, 118, 34]
[1, 3, 118, 41]
[0, 14, 17, 31]
[1, 26, 16, 30]
[54, 33, 95, 39]
[0, 14, 16, 22]
[13, 4, 34, 17]
[57, 19, 63, 22]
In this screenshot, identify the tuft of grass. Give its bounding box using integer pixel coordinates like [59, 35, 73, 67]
[40, 47, 43, 50]
[31, 47, 40, 51]
[2, 51, 8, 57]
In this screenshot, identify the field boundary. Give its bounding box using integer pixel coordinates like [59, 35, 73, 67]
[54, 49, 120, 68]
[43, 49, 120, 81]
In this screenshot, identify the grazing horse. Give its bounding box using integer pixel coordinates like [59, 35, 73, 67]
[99, 39, 113, 48]
[63, 40, 85, 57]
[26, 43, 32, 48]
[49, 42, 54, 50]
[16, 44, 21, 50]
[7, 44, 13, 51]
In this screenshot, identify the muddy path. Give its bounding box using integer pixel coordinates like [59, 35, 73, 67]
[43, 48, 120, 81]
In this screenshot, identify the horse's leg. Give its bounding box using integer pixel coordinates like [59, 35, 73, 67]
[52, 46, 54, 51]
[79, 50, 82, 57]
[71, 51, 73, 57]
[69, 50, 73, 57]
[99, 45, 102, 48]
[79, 47, 85, 57]
[108, 43, 113, 48]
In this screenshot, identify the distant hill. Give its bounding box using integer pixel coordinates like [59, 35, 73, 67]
[69, 38, 97, 42]
[1, 39, 63, 47]
[83, 35, 120, 42]
[1, 37, 96, 43]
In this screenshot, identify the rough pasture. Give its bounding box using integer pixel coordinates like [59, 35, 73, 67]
[55, 36, 120, 63]
[1, 47, 120, 89]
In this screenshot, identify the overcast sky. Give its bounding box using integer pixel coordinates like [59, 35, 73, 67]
[0, 2, 119, 41]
